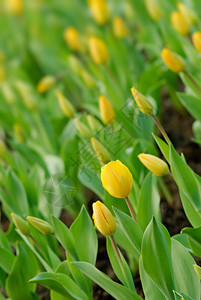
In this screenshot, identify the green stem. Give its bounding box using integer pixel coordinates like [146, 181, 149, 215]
[152, 115, 171, 145]
[184, 71, 201, 96]
[125, 197, 137, 222]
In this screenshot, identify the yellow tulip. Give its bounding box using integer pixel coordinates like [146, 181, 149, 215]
[112, 17, 129, 38]
[88, 37, 109, 65]
[91, 137, 110, 164]
[7, 0, 23, 15]
[170, 11, 190, 36]
[27, 216, 53, 235]
[130, 87, 153, 115]
[64, 27, 81, 51]
[161, 48, 185, 73]
[87, 114, 102, 132]
[101, 160, 133, 198]
[138, 153, 169, 176]
[80, 70, 96, 88]
[192, 32, 201, 53]
[89, 0, 109, 25]
[177, 2, 196, 26]
[92, 201, 116, 236]
[145, 0, 163, 21]
[11, 213, 30, 236]
[37, 76, 55, 93]
[99, 95, 115, 124]
[73, 118, 91, 138]
[57, 92, 75, 118]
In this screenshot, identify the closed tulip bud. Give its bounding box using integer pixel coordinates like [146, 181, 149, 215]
[57, 92, 75, 118]
[73, 118, 91, 138]
[138, 153, 169, 176]
[89, 0, 109, 25]
[92, 201, 116, 236]
[7, 0, 23, 15]
[101, 160, 133, 198]
[13, 124, 25, 143]
[64, 27, 81, 51]
[145, 0, 163, 21]
[11, 213, 30, 236]
[27, 216, 53, 235]
[112, 17, 129, 38]
[130, 87, 153, 115]
[194, 264, 201, 279]
[89, 37, 109, 65]
[99, 95, 115, 124]
[80, 70, 96, 88]
[161, 48, 185, 73]
[192, 32, 201, 53]
[177, 2, 196, 26]
[170, 11, 190, 36]
[37, 76, 55, 93]
[91, 137, 110, 164]
[87, 114, 102, 132]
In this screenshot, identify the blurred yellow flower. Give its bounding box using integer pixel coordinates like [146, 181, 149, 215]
[170, 11, 190, 36]
[7, 0, 23, 15]
[130, 87, 153, 115]
[57, 92, 75, 118]
[80, 70, 96, 88]
[177, 2, 196, 26]
[92, 201, 116, 236]
[138, 153, 169, 176]
[101, 160, 133, 198]
[192, 32, 201, 53]
[64, 27, 81, 51]
[91, 137, 110, 164]
[99, 95, 115, 124]
[89, 0, 109, 25]
[88, 37, 109, 64]
[145, 0, 163, 21]
[87, 114, 102, 132]
[37, 76, 55, 93]
[112, 17, 129, 38]
[161, 48, 185, 73]
[73, 118, 91, 138]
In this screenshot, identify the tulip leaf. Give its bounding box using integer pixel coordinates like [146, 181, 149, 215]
[182, 226, 201, 257]
[137, 173, 161, 231]
[180, 72, 201, 99]
[152, 133, 170, 163]
[0, 248, 15, 273]
[141, 217, 175, 300]
[72, 262, 142, 300]
[177, 92, 201, 122]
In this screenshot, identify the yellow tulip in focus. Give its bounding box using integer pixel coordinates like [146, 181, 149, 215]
[170, 11, 190, 36]
[145, 0, 163, 21]
[91, 137, 110, 164]
[64, 27, 81, 51]
[99, 95, 115, 124]
[11, 213, 30, 236]
[161, 48, 185, 73]
[37, 76, 55, 93]
[101, 160, 133, 198]
[57, 92, 75, 118]
[192, 32, 201, 53]
[130, 87, 153, 115]
[112, 17, 129, 38]
[92, 201, 116, 236]
[138, 153, 169, 176]
[88, 37, 109, 65]
[73, 118, 91, 138]
[177, 2, 196, 26]
[89, 0, 109, 25]
[80, 70, 96, 88]
[7, 0, 23, 15]
[27, 216, 53, 235]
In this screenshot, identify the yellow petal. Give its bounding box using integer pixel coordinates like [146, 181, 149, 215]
[138, 153, 169, 176]
[161, 48, 185, 73]
[99, 95, 115, 124]
[130, 87, 153, 115]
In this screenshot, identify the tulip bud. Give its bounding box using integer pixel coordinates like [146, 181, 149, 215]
[138, 153, 169, 176]
[7, 0, 23, 15]
[112, 17, 129, 38]
[64, 27, 81, 51]
[145, 0, 163, 21]
[68, 55, 83, 74]
[89, 0, 109, 25]
[161, 48, 185, 73]
[80, 70, 96, 88]
[88, 37, 109, 65]
[170, 11, 190, 36]
[11, 213, 30, 236]
[91, 137, 110, 164]
[194, 264, 201, 279]
[73, 118, 91, 138]
[101, 160, 133, 198]
[56, 92, 75, 118]
[177, 2, 196, 26]
[99, 95, 115, 124]
[87, 114, 102, 132]
[37, 76, 55, 93]
[92, 201, 116, 236]
[130, 87, 153, 115]
[13, 124, 25, 143]
[192, 31, 201, 53]
[27, 216, 53, 235]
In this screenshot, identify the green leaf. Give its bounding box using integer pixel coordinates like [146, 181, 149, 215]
[182, 226, 201, 257]
[177, 92, 201, 122]
[152, 133, 170, 163]
[72, 262, 142, 300]
[113, 207, 143, 258]
[141, 217, 174, 300]
[30, 272, 88, 300]
[137, 173, 161, 231]
[106, 237, 136, 291]
[0, 248, 15, 273]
